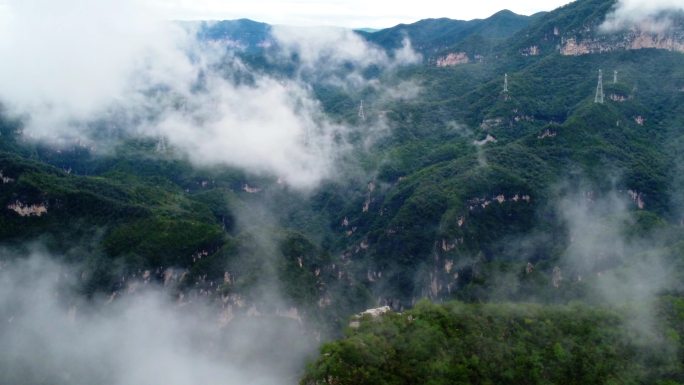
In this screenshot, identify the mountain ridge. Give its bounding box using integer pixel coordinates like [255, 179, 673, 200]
[195, 1, 684, 66]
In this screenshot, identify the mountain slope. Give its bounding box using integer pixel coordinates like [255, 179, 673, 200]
[302, 299, 684, 385]
[1, 0, 684, 342]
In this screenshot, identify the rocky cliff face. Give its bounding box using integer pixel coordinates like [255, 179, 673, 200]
[7, 201, 48, 217]
[512, 1, 684, 58]
[560, 26, 684, 56]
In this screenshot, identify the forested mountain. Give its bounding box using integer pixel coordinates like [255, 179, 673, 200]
[357, 9, 541, 61]
[2, 0, 684, 383]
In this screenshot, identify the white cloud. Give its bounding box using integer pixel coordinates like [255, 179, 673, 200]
[601, 0, 684, 32]
[0, 255, 315, 385]
[0, 0, 422, 189]
[273, 25, 388, 67]
[393, 39, 422, 66]
[0, 0, 194, 124]
[154, 76, 342, 189]
[556, 188, 673, 341]
[271, 25, 421, 90]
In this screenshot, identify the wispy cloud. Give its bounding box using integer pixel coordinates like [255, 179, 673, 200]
[0, 253, 316, 385]
[556, 187, 672, 341]
[601, 0, 684, 33]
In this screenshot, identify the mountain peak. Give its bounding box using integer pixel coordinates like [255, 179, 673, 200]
[490, 9, 519, 18]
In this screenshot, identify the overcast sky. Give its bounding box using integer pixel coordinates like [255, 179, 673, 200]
[149, 0, 574, 27]
[0, 0, 574, 29]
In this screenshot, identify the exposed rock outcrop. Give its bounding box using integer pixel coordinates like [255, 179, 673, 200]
[0, 171, 14, 184]
[538, 129, 557, 139]
[242, 184, 262, 193]
[474, 134, 497, 146]
[521, 45, 540, 56]
[628, 190, 645, 209]
[7, 201, 48, 217]
[436, 52, 469, 67]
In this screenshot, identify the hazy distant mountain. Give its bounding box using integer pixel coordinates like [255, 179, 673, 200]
[194, 18, 273, 52]
[192, 10, 538, 61]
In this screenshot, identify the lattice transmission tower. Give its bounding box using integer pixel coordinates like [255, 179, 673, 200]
[358, 100, 366, 122]
[595, 69, 604, 104]
[503, 73, 510, 100]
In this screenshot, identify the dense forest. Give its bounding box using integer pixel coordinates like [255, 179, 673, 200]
[1, 0, 684, 383]
[303, 299, 684, 385]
